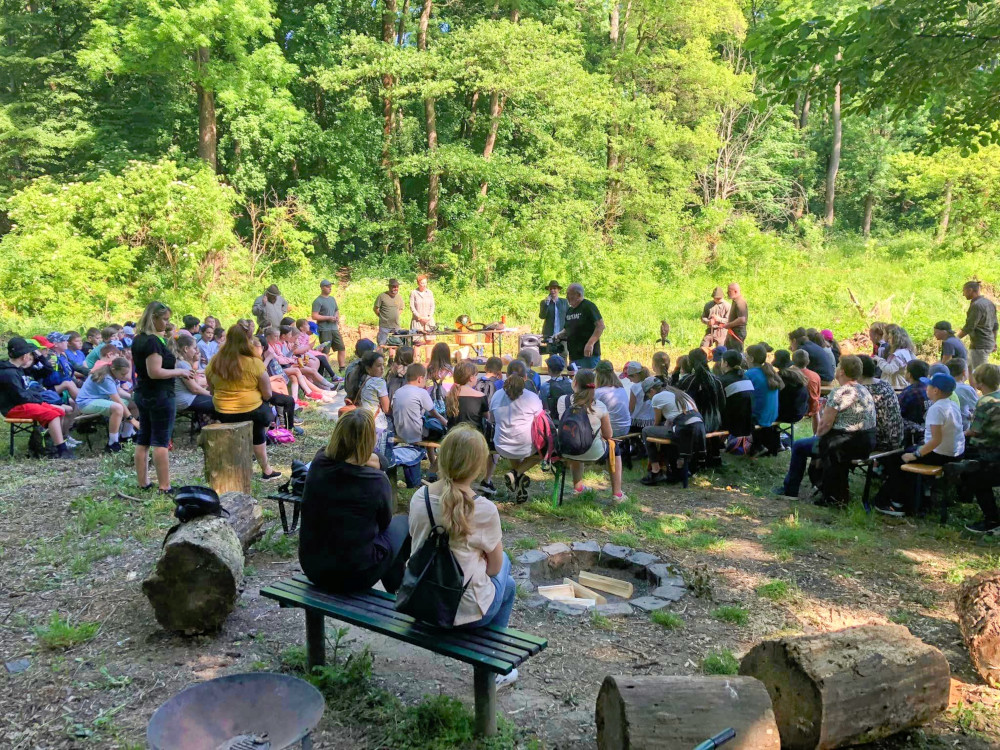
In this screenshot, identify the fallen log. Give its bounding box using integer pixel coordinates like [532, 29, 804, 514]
[142, 517, 244, 635]
[199, 421, 253, 495]
[957, 570, 1000, 688]
[739, 624, 950, 750]
[595, 675, 780, 750]
[220, 491, 264, 551]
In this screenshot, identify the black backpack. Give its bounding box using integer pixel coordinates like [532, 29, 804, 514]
[545, 377, 574, 419]
[556, 395, 597, 456]
[343, 361, 364, 403]
[474, 375, 498, 404]
[395, 487, 468, 627]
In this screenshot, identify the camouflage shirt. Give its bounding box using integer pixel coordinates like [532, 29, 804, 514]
[969, 391, 1000, 449]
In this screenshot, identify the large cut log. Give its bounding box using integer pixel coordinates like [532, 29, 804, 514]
[220, 491, 264, 551]
[957, 570, 1000, 688]
[595, 675, 780, 750]
[739, 624, 950, 750]
[142, 517, 244, 635]
[199, 421, 253, 494]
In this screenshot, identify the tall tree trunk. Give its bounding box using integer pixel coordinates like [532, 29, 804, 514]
[799, 91, 810, 130]
[396, 0, 409, 44]
[461, 91, 480, 139]
[381, 0, 402, 217]
[477, 91, 505, 212]
[419, 0, 439, 244]
[863, 193, 874, 238]
[824, 77, 842, 227]
[610, 3, 620, 44]
[937, 181, 953, 242]
[509, 0, 519, 22]
[790, 90, 810, 220]
[195, 47, 217, 171]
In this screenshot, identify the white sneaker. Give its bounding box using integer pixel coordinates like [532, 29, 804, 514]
[495, 668, 518, 688]
[65, 437, 82, 448]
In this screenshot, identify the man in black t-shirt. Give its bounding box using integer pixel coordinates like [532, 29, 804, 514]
[555, 283, 604, 368]
[724, 282, 748, 352]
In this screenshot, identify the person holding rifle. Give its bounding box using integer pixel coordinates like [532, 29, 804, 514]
[700, 286, 731, 348]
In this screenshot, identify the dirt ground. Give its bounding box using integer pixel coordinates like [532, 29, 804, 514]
[1, 417, 999, 749]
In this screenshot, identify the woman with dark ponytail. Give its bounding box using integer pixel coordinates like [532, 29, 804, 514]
[489, 360, 544, 502]
[679, 348, 726, 433]
[746, 344, 783, 455]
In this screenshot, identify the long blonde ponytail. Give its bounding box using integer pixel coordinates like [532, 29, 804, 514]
[436, 425, 489, 539]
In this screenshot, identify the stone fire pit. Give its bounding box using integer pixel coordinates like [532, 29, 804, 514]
[514, 542, 687, 618]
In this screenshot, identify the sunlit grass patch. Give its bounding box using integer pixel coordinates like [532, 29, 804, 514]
[756, 579, 797, 603]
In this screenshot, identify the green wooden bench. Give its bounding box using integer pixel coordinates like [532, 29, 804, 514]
[261, 576, 547, 737]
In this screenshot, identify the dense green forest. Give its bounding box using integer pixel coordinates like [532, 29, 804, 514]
[3, 0, 1000, 351]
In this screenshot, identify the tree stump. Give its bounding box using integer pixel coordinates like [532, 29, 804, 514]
[739, 624, 950, 750]
[199, 422, 253, 494]
[595, 675, 780, 750]
[957, 570, 1000, 688]
[220, 491, 264, 550]
[142, 517, 244, 635]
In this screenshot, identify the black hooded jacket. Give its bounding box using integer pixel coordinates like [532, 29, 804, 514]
[0, 360, 44, 415]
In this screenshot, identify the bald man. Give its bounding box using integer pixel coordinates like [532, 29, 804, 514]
[556, 283, 605, 368]
[723, 283, 748, 352]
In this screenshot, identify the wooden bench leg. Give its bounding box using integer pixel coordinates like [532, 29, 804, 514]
[306, 610, 326, 670]
[473, 666, 497, 737]
[9, 424, 14, 457]
[862, 463, 875, 512]
[290, 502, 301, 534]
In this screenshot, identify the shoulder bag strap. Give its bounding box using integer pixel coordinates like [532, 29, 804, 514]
[422, 485, 439, 530]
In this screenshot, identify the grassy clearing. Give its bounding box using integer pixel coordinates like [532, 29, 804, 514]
[755, 580, 797, 603]
[34, 612, 100, 650]
[650, 610, 684, 630]
[765, 510, 877, 557]
[702, 650, 740, 675]
[711, 605, 750, 626]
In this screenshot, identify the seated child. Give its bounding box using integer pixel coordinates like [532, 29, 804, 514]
[517, 348, 542, 392]
[77, 357, 139, 452]
[897, 359, 930, 445]
[85, 327, 118, 369]
[946, 358, 979, 432]
[293, 318, 338, 381]
[386, 346, 414, 402]
[280, 325, 335, 391]
[197, 325, 219, 367]
[38, 333, 80, 401]
[0, 337, 75, 457]
[64, 331, 90, 377]
[538, 355, 573, 420]
[265, 327, 322, 401]
[82, 328, 101, 355]
[391, 363, 447, 484]
[476, 357, 504, 402]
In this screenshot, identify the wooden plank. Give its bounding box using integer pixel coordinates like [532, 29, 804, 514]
[264, 582, 528, 667]
[288, 575, 548, 649]
[261, 585, 517, 673]
[564, 578, 607, 605]
[647, 437, 671, 445]
[579, 571, 634, 599]
[901, 464, 944, 477]
[537, 583, 575, 601]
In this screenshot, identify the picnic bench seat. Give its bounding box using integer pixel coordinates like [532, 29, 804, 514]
[6, 412, 107, 457]
[261, 575, 547, 737]
[901, 462, 950, 522]
[851, 447, 905, 511]
[3, 417, 34, 456]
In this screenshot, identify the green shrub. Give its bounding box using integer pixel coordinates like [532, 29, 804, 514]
[712, 605, 750, 626]
[650, 610, 684, 629]
[34, 612, 100, 650]
[756, 580, 796, 603]
[702, 650, 740, 675]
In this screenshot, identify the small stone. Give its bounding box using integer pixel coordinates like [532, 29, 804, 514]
[517, 580, 536, 594]
[511, 565, 531, 580]
[646, 563, 682, 586]
[548, 600, 593, 616]
[523, 595, 549, 609]
[596, 603, 634, 617]
[541, 542, 575, 577]
[516, 549, 549, 577]
[651, 585, 686, 602]
[540, 542, 571, 557]
[5, 658, 30, 674]
[630, 596, 670, 612]
[626, 551, 659, 568]
[601, 544, 633, 568]
[571, 540, 601, 569]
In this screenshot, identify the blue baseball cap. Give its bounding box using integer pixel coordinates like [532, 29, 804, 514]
[920, 372, 956, 394]
[928, 363, 949, 377]
[712, 345, 727, 361]
[546, 354, 565, 371]
[355, 338, 376, 355]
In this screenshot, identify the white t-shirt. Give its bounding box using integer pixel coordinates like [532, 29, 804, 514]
[556, 396, 608, 461]
[359, 376, 389, 430]
[630, 382, 654, 423]
[489, 388, 543, 459]
[408, 487, 501, 626]
[924, 398, 965, 457]
[596, 386, 631, 436]
[391, 384, 434, 444]
[650, 389, 686, 426]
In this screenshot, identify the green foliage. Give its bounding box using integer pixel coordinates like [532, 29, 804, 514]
[702, 650, 740, 675]
[711, 605, 750, 625]
[255, 526, 298, 557]
[650, 610, 685, 630]
[34, 612, 100, 650]
[755, 580, 796, 602]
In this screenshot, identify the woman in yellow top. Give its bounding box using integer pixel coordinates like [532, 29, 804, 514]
[205, 324, 282, 481]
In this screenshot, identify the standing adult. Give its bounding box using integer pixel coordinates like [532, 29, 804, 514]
[723, 283, 748, 352]
[373, 278, 406, 346]
[555, 283, 604, 369]
[700, 287, 731, 348]
[251, 284, 289, 333]
[311, 279, 347, 370]
[934, 320, 968, 364]
[539, 280, 569, 340]
[132, 301, 193, 492]
[409, 274, 436, 357]
[957, 281, 998, 371]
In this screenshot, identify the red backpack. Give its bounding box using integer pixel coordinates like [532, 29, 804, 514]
[531, 410, 558, 462]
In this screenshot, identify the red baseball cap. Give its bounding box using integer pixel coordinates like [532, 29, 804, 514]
[31, 335, 54, 348]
